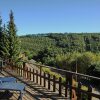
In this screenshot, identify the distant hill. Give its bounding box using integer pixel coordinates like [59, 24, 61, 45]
[19, 33, 100, 74]
[20, 33, 100, 55]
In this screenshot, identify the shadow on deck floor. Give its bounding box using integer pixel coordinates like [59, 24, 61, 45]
[0, 69, 69, 100]
[0, 91, 13, 100]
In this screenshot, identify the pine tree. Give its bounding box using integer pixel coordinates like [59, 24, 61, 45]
[0, 16, 3, 56]
[0, 16, 10, 59]
[0, 16, 2, 36]
[0, 24, 9, 59]
[7, 10, 20, 63]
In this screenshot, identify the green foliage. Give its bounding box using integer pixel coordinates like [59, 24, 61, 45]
[42, 67, 65, 81]
[20, 33, 100, 74]
[34, 47, 57, 66]
[7, 10, 20, 62]
[77, 52, 96, 73]
[0, 11, 20, 64]
[81, 85, 88, 91]
[20, 33, 100, 56]
[16, 61, 23, 66]
[55, 52, 81, 71]
[0, 16, 2, 36]
[42, 67, 51, 73]
[20, 36, 56, 56]
[0, 25, 10, 59]
[0, 16, 3, 56]
[23, 51, 33, 60]
[55, 53, 71, 69]
[0, 17, 10, 58]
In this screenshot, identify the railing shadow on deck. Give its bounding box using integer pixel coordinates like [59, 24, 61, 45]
[3, 67, 68, 100]
[1, 60, 100, 100]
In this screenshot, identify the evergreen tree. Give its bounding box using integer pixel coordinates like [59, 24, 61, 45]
[7, 10, 20, 63]
[0, 16, 2, 37]
[0, 16, 3, 56]
[0, 24, 9, 59]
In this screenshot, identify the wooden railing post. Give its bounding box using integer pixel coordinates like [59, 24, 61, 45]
[40, 66, 42, 85]
[18, 66, 19, 76]
[0, 60, 3, 71]
[29, 68, 31, 81]
[48, 73, 50, 90]
[22, 65, 23, 77]
[44, 72, 46, 87]
[17, 66, 19, 75]
[69, 73, 73, 99]
[77, 82, 82, 100]
[88, 85, 92, 100]
[36, 70, 38, 84]
[26, 67, 28, 79]
[14, 65, 16, 72]
[27, 68, 30, 80]
[16, 66, 18, 73]
[65, 72, 68, 97]
[53, 75, 56, 92]
[23, 64, 24, 78]
[59, 77, 62, 96]
[32, 69, 35, 82]
[23, 62, 26, 68]
[19, 65, 21, 76]
[23, 62, 26, 78]
[20, 66, 22, 77]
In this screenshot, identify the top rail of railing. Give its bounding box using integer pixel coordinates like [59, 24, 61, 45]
[1, 59, 100, 80]
[20, 60, 100, 80]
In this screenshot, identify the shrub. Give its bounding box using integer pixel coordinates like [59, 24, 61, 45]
[42, 67, 65, 82]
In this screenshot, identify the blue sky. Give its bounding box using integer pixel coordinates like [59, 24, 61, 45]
[0, 0, 100, 35]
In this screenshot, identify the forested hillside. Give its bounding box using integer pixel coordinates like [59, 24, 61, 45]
[20, 33, 100, 54]
[20, 33, 100, 75]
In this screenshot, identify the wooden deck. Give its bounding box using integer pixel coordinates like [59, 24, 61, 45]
[0, 70, 68, 100]
[0, 62, 100, 100]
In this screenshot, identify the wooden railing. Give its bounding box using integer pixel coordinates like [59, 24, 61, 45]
[3, 61, 100, 100]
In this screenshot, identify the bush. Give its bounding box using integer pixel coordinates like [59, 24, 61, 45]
[42, 67, 51, 73]
[42, 67, 65, 82]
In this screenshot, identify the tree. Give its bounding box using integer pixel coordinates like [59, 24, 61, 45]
[0, 16, 2, 37]
[77, 52, 96, 73]
[0, 24, 9, 59]
[0, 16, 3, 56]
[7, 10, 20, 63]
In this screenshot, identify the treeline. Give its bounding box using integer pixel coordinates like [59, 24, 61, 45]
[20, 33, 100, 54]
[20, 33, 100, 76]
[48, 33, 100, 52]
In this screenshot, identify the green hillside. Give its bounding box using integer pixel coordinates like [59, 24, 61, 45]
[20, 33, 100, 75]
[20, 33, 100, 54]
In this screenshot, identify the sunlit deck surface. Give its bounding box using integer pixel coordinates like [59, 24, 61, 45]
[0, 70, 67, 100]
